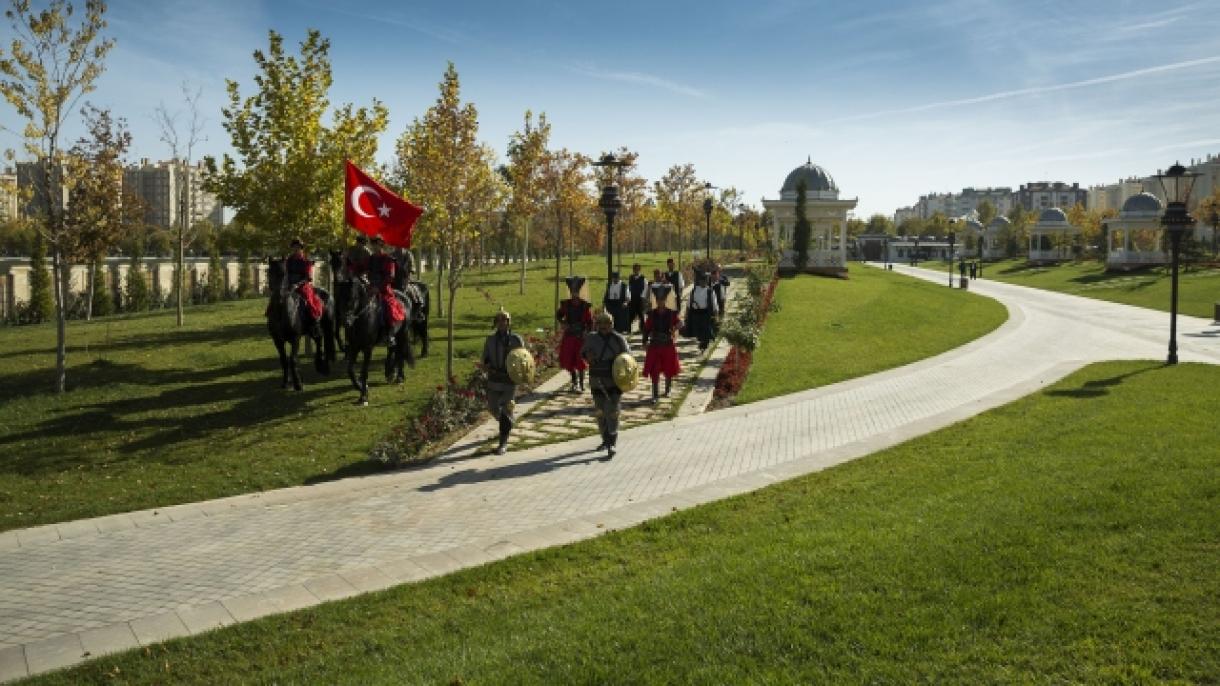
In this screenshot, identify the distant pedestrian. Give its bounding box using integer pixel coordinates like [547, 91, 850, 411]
[582, 311, 632, 459]
[958, 259, 967, 284]
[969, 262, 977, 280]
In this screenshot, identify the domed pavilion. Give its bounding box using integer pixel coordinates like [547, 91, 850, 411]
[1028, 207, 1080, 264]
[762, 157, 858, 276]
[1105, 192, 1168, 271]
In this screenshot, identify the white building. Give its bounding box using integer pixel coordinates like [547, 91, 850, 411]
[1105, 192, 1166, 271]
[762, 158, 858, 276]
[1028, 208, 1080, 263]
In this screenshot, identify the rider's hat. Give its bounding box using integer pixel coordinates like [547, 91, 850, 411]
[290, 237, 304, 249]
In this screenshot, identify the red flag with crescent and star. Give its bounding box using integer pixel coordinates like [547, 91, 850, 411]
[344, 160, 423, 248]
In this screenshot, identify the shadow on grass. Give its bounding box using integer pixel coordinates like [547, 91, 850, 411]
[417, 449, 604, 492]
[1042, 365, 1157, 399]
[0, 355, 273, 403]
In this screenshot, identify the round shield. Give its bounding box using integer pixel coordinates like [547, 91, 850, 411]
[611, 352, 640, 392]
[506, 347, 536, 385]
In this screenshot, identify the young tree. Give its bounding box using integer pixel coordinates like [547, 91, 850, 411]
[1007, 205, 1032, 257]
[654, 163, 700, 272]
[154, 83, 205, 325]
[66, 104, 130, 320]
[0, 0, 114, 391]
[1196, 186, 1220, 257]
[205, 30, 388, 254]
[89, 255, 111, 315]
[540, 148, 590, 313]
[396, 63, 501, 382]
[976, 199, 997, 227]
[866, 213, 895, 235]
[505, 110, 550, 294]
[793, 178, 811, 270]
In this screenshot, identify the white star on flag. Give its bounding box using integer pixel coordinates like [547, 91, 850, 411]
[378, 203, 391, 218]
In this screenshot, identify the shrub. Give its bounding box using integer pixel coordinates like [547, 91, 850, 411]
[90, 258, 113, 317]
[27, 235, 55, 324]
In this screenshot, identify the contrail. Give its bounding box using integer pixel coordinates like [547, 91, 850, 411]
[830, 55, 1220, 124]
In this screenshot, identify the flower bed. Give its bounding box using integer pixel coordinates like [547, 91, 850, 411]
[712, 264, 778, 406]
[370, 328, 561, 466]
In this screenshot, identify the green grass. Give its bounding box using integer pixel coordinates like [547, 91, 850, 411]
[0, 252, 677, 532]
[736, 266, 1008, 404]
[971, 258, 1220, 319]
[25, 360, 1220, 684]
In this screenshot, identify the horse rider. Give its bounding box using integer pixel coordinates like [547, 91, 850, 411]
[581, 310, 632, 459]
[643, 282, 681, 404]
[393, 247, 425, 312]
[556, 275, 593, 392]
[343, 234, 371, 282]
[482, 308, 525, 455]
[627, 263, 648, 339]
[286, 238, 324, 338]
[368, 236, 406, 344]
[603, 270, 630, 335]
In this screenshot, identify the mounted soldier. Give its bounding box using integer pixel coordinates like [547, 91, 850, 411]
[367, 236, 406, 346]
[286, 238, 324, 339]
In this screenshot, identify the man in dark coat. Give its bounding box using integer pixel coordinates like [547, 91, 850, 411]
[665, 257, 684, 314]
[627, 263, 648, 338]
[603, 270, 630, 334]
[582, 311, 631, 459]
[686, 271, 718, 353]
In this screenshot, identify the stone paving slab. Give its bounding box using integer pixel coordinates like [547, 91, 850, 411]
[2, 263, 1219, 681]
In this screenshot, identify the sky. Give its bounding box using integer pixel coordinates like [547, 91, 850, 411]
[3, 0, 1220, 219]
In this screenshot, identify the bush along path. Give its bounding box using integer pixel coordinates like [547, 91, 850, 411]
[711, 263, 779, 408]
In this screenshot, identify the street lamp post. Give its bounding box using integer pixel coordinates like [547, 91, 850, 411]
[947, 231, 956, 287]
[912, 236, 920, 266]
[1154, 162, 1201, 365]
[594, 153, 629, 282]
[702, 182, 717, 260]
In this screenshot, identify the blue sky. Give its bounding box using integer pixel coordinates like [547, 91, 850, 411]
[4, 0, 1220, 218]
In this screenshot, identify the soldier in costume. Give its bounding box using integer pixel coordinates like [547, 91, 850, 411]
[686, 270, 719, 353]
[367, 236, 406, 343]
[643, 282, 682, 404]
[581, 311, 632, 459]
[393, 248, 426, 311]
[481, 308, 526, 455]
[343, 234, 371, 282]
[286, 238, 324, 338]
[665, 257, 684, 314]
[556, 275, 593, 392]
[627, 263, 648, 338]
[603, 270, 630, 334]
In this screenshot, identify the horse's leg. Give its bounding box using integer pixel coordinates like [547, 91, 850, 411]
[347, 341, 362, 391]
[358, 347, 371, 406]
[275, 337, 291, 389]
[290, 336, 303, 391]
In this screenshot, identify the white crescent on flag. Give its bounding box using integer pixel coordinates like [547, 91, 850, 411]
[350, 185, 383, 219]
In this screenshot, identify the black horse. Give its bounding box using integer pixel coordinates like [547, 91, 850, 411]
[328, 250, 350, 351]
[344, 278, 415, 405]
[393, 259, 431, 357]
[266, 257, 337, 390]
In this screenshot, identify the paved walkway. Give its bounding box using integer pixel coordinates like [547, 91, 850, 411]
[3, 264, 1219, 681]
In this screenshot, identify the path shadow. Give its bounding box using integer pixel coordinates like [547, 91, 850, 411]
[1042, 365, 1156, 399]
[417, 449, 605, 492]
[1183, 329, 1220, 338]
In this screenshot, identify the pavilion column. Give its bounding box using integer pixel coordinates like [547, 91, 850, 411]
[839, 220, 847, 265]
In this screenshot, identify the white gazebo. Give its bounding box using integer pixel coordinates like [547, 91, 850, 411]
[1105, 192, 1167, 271]
[983, 216, 1009, 260]
[1028, 207, 1079, 263]
[762, 158, 858, 277]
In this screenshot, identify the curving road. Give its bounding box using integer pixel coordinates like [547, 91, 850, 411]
[1, 263, 1218, 681]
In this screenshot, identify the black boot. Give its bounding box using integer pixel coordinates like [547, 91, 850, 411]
[496, 414, 511, 455]
[652, 380, 659, 405]
[570, 372, 579, 393]
[578, 371, 586, 391]
[664, 377, 672, 397]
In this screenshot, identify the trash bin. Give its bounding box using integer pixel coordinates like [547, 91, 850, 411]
[959, 278, 969, 290]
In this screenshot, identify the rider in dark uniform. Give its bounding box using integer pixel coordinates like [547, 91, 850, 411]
[286, 238, 323, 339]
[367, 236, 405, 345]
[482, 308, 525, 455]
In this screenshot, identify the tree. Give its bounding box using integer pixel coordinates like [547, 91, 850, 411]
[395, 63, 501, 382]
[792, 178, 811, 270]
[866, 213, 894, 235]
[154, 82, 205, 325]
[124, 240, 149, 313]
[653, 163, 700, 272]
[89, 255, 111, 315]
[205, 30, 388, 254]
[1196, 186, 1220, 257]
[1, 0, 114, 391]
[540, 148, 590, 313]
[66, 104, 130, 320]
[1007, 205, 1032, 257]
[504, 110, 550, 294]
[976, 199, 997, 227]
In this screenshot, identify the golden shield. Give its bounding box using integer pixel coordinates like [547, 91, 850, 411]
[506, 347, 536, 385]
[611, 352, 640, 392]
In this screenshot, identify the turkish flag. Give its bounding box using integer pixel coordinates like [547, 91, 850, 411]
[344, 160, 423, 248]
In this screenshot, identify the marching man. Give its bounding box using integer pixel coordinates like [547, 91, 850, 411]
[582, 311, 632, 459]
[643, 282, 681, 404]
[482, 308, 527, 455]
[686, 271, 719, 353]
[603, 270, 630, 334]
[627, 263, 648, 338]
[556, 275, 593, 392]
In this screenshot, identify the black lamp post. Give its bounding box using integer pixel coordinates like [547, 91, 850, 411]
[702, 182, 717, 260]
[947, 231, 956, 286]
[912, 236, 920, 266]
[1154, 161, 1201, 365]
[594, 153, 629, 282]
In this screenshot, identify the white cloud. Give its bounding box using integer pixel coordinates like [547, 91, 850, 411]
[568, 65, 709, 99]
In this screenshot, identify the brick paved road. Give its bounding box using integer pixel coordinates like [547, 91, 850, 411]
[2, 264, 1218, 681]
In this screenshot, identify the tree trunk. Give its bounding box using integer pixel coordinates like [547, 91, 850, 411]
[176, 226, 185, 326]
[52, 247, 67, 394]
[554, 210, 562, 315]
[568, 215, 575, 273]
[85, 260, 95, 321]
[436, 247, 445, 318]
[446, 254, 458, 385]
[519, 217, 528, 295]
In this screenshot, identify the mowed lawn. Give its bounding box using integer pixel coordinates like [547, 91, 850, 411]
[976, 258, 1220, 319]
[0, 254, 670, 532]
[26, 361, 1220, 684]
[736, 266, 1008, 404]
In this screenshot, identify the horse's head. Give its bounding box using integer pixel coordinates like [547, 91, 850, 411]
[328, 250, 343, 271]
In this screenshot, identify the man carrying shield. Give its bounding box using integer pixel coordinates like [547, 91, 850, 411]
[582, 311, 633, 459]
[482, 308, 529, 455]
[556, 275, 593, 392]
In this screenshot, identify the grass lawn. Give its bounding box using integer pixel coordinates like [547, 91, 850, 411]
[961, 258, 1220, 319]
[0, 252, 678, 532]
[26, 360, 1220, 684]
[736, 266, 1008, 404]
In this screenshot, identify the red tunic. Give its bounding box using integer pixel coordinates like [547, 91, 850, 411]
[556, 299, 592, 371]
[286, 252, 324, 320]
[643, 309, 681, 380]
[369, 253, 405, 325]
